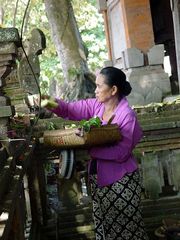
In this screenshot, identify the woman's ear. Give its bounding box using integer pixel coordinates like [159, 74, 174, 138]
[111, 85, 118, 96]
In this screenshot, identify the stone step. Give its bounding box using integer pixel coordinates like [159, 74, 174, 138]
[58, 211, 93, 224]
[135, 103, 180, 116]
[139, 137, 180, 148]
[43, 228, 95, 240]
[143, 205, 180, 217]
[140, 115, 180, 125]
[42, 214, 95, 240]
[142, 195, 180, 207]
[57, 230, 95, 240]
[40, 198, 180, 240]
[142, 121, 179, 131]
[142, 197, 180, 236]
[141, 131, 180, 142]
[142, 196, 180, 208]
[142, 197, 180, 217]
[58, 218, 94, 229]
[138, 112, 180, 121]
[58, 224, 94, 235]
[144, 214, 180, 239]
[53, 197, 180, 239]
[44, 216, 93, 231]
[54, 197, 180, 224]
[135, 142, 180, 152]
[144, 213, 180, 227]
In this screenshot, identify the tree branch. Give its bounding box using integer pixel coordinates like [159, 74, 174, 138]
[13, 0, 19, 27]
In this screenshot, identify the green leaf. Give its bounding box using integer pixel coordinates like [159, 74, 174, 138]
[79, 117, 101, 132]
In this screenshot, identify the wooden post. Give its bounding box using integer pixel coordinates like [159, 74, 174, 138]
[27, 155, 43, 225]
[36, 146, 48, 225]
[10, 185, 26, 240]
[27, 145, 48, 226]
[102, 10, 113, 60]
[23, 175, 32, 222]
[97, 0, 112, 61]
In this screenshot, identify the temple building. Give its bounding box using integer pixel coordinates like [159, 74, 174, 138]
[97, 0, 180, 105]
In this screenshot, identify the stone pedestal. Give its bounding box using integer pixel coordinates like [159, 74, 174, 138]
[127, 66, 170, 106]
[123, 45, 170, 105]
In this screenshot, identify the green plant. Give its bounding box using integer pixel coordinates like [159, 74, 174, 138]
[46, 121, 56, 130]
[79, 116, 101, 132]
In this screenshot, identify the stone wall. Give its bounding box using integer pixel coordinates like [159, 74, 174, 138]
[134, 101, 180, 200]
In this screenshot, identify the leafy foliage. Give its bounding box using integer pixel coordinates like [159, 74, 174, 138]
[79, 116, 101, 132]
[73, 0, 107, 71]
[1, 0, 107, 92]
[46, 121, 56, 130]
[65, 117, 102, 132]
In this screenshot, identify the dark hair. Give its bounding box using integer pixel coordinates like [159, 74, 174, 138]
[100, 66, 132, 96]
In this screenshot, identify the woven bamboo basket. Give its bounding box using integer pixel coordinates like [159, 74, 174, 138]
[43, 124, 121, 148]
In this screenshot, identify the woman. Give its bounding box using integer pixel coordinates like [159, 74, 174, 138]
[44, 66, 149, 240]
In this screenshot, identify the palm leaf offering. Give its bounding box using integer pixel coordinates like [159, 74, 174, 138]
[79, 117, 102, 132]
[41, 98, 58, 109]
[64, 117, 102, 133]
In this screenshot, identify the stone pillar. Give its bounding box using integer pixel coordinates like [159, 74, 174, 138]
[18, 28, 46, 96]
[97, 0, 171, 105]
[0, 28, 20, 138]
[171, 0, 180, 93]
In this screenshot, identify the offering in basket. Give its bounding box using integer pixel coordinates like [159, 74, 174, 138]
[42, 117, 121, 148]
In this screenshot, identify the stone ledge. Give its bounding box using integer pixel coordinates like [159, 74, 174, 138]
[0, 28, 20, 46]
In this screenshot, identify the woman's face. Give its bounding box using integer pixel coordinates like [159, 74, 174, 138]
[95, 74, 117, 103]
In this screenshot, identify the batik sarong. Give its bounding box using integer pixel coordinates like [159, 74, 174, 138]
[90, 171, 149, 240]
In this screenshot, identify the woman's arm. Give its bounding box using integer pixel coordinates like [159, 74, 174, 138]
[50, 98, 98, 121]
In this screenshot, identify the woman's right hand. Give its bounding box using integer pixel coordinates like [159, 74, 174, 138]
[41, 95, 58, 109]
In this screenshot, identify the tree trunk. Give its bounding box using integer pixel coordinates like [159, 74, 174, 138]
[0, 6, 4, 25]
[44, 0, 95, 100]
[13, 0, 19, 27]
[44, 0, 95, 209]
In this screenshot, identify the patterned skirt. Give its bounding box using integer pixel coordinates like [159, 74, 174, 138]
[90, 171, 149, 240]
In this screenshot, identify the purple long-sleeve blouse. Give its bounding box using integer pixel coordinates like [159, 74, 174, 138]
[51, 97, 143, 187]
